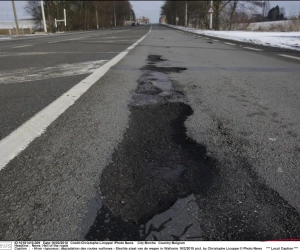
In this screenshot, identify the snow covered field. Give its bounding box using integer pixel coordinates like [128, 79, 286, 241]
[165, 24, 300, 51]
[0, 20, 37, 29]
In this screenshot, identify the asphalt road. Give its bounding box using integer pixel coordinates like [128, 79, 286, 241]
[0, 24, 300, 240]
[0, 25, 148, 140]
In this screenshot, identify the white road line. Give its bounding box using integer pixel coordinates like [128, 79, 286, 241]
[278, 54, 300, 60]
[224, 42, 236, 46]
[213, 40, 219, 42]
[243, 47, 263, 51]
[205, 38, 209, 40]
[12, 45, 32, 48]
[0, 25, 152, 171]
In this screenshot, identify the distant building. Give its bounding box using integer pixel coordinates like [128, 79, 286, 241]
[138, 16, 149, 24]
[159, 15, 166, 24]
[124, 20, 134, 26]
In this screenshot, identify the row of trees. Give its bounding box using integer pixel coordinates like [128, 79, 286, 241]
[267, 5, 285, 21]
[161, 0, 281, 30]
[25, 1, 135, 32]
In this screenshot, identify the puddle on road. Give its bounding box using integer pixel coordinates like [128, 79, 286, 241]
[82, 54, 217, 240]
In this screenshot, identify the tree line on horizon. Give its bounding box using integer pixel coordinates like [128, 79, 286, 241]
[160, 0, 287, 30]
[25, 1, 135, 32]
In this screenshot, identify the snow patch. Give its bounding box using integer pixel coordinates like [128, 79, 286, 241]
[165, 24, 300, 51]
[0, 36, 11, 41]
[0, 20, 37, 29]
[0, 60, 108, 84]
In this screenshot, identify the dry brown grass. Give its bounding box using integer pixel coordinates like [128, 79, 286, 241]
[1, 28, 35, 35]
[0, 29, 10, 35]
[248, 20, 300, 32]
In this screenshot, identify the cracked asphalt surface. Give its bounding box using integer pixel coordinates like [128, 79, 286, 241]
[0, 25, 300, 240]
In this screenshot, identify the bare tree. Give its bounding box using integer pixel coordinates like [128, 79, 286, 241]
[229, 0, 238, 30]
[25, 0, 135, 32]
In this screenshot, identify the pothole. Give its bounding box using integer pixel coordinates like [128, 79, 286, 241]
[131, 61, 186, 107]
[141, 65, 187, 74]
[135, 79, 162, 95]
[85, 101, 217, 240]
[147, 55, 167, 63]
[83, 54, 214, 240]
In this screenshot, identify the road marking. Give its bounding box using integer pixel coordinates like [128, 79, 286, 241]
[278, 54, 300, 60]
[0, 25, 152, 171]
[213, 40, 219, 42]
[0, 60, 108, 84]
[205, 38, 209, 40]
[224, 42, 236, 46]
[12, 45, 32, 48]
[243, 47, 263, 51]
[0, 52, 119, 57]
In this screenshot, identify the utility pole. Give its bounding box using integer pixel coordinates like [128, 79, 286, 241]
[114, 2, 116, 27]
[185, 1, 187, 27]
[64, 8, 66, 27]
[11, 0, 19, 35]
[209, 0, 213, 30]
[96, 4, 99, 29]
[40, 0, 47, 33]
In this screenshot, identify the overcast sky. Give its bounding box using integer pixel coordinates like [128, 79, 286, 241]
[0, 1, 299, 22]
